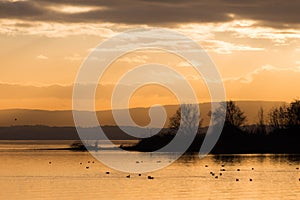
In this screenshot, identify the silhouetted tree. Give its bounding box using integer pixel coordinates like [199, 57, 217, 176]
[287, 99, 300, 127]
[168, 104, 202, 135]
[169, 109, 181, 131]
[269, 100, 300, 132]
[212, 100, 246, 129]
[256, 107, 267, 134]
[269, 104, 288, 129]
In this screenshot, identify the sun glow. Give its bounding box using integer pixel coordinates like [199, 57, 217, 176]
[47, 5, 102, 14]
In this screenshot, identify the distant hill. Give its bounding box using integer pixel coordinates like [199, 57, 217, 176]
[0, 101, 285, 127]
[0, 125, 160, 140]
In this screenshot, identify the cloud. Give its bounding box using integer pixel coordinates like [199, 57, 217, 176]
[0, 83, 72, 99]
[64, 54, 83, 62]
[36, 54, 48, 59]
[177, 21, 300, 46]
[0, 82, 170, 99]
[204, 40, 264, 54]
[176, 61, 191, 67]
[224, 65, 300, 84]
[117, 55, 149, 63]
[0, 19, 116, 37]
[223, 21, 300, 45]
[224, 65, 300, 101]
[46, 5, 100, 14]
[0, 0, 299, 29]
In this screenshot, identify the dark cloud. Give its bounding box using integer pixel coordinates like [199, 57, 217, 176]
[0, 1, 47, 18]
[0, 0, 299, 28]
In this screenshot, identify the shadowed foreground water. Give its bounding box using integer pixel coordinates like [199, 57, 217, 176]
[0, 142, 300, 199]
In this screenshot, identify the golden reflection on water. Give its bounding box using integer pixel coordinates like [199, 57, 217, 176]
[0, 149, 300, 199]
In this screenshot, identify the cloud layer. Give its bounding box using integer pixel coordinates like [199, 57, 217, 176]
[1, 63, 300, 110]
[0, 0, 299, 28]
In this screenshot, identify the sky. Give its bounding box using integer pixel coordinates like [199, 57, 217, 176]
[0, 0, 300, 110]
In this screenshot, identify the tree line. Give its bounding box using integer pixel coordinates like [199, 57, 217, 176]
[122, 99, 300, 153]
[168, 99, 300, 136]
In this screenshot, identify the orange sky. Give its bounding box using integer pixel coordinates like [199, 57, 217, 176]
[0, 1, 300, 110]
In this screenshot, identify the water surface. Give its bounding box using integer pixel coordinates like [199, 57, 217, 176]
[0, 142, 300, 199]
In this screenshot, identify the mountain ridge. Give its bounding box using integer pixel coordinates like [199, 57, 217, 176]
[0, 101, 285, 127]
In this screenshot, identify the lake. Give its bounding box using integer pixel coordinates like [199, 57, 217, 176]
[0, 141, 300, 199]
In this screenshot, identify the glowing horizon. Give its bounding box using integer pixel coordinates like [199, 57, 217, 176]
[1, 1, 300, 110]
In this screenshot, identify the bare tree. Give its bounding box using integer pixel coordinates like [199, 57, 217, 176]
[169, 108, 181, 132]
[269, 105, 288, 129]
[256, 107, 266, 134]
[212, 100, 246, 128]
[269, 100, 300, 131]
[287, 99, 300, 127]
[168, 104, 202, 136]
